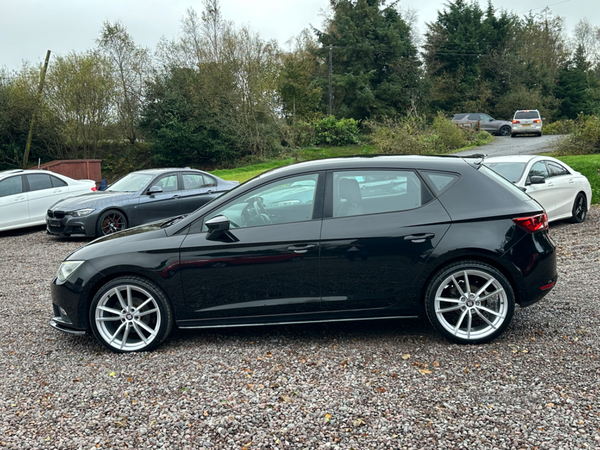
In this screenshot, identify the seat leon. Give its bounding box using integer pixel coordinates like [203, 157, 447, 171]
[50, 156, 557, 353]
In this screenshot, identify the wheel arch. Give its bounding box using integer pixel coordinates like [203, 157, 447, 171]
[416, 251, 521, 312]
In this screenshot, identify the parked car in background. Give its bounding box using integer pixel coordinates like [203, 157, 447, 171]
[46, 168, 239, 237]
[451, 113, 512, 136]
[0, 169, 97, 233]
[511, 110, 543, 137]
[484, 155, 591, 223]
[50, 155, 557, 353]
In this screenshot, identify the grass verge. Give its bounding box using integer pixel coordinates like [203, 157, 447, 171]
[555, 154, 600, 205]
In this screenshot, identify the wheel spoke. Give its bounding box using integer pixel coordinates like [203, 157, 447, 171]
[466, 310, 472, 339]
[134, 298, 153, 313]
[453, 310, 468, 335]
[97, 305, 122, 316]
[477, 305, 504, 318]
[108, 323, 126, 344]
[120, 323, 131, 350]
[126, 286, 133, 309]
[451, 275, 466, 297]
[474, 308, 498, 329]
[436, 296, 461, 304]
[134, 319, 155, 335]
[97, 315, 122, 322]
[138, 307, 158, 317]
[437, 305, 462, 314]
[115, 289, 127, 310]
[463, 271, 471, 294]
[132, 322, 149, 344]
[475, 278, 495, 297]
[479, 288, 504, 302]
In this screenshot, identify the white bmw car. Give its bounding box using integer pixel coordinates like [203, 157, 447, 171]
[0, 169, 97, 233]
[484, 155, 592, 223]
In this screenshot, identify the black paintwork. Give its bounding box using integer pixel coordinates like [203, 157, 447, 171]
[50, 155, 557, 337]
[46, 168, 239, 237]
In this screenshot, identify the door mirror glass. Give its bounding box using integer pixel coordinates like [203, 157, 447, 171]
[529, 175, 545, 185]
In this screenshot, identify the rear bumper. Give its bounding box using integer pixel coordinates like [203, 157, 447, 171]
[512, 124, 542, 135]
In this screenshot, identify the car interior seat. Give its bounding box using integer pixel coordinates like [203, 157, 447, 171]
[337, 178, 365, 217]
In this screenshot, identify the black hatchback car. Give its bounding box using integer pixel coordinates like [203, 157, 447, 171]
[50, 156, 557, 352]
[46, 168, 238, 237]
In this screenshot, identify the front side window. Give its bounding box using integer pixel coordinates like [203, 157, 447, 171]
[0, 176, 23, 197]
[467, 114, 481, 120]
[480, 114, 493, 121]
[26, 174, 52, 191]
[201, 174, 319, 230]
[154, 174, 179, 192]
[529, 161, 549, 179]
[333, 170, 431, 217]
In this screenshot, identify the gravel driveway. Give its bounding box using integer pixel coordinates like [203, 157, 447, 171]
[0, 208, 599, 449]
[457, 135, 564, 157]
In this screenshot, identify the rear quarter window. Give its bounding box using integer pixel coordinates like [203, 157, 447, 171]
[420, 171, 460, 195]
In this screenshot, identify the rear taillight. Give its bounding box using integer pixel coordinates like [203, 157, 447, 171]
[512, 120, 520, 124]
[513, 213, 548, 233]
[91, 187, 97, 191]
[533, 119, 541, 123]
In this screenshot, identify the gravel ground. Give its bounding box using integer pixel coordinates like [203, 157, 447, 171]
[0, 208, 599, 450]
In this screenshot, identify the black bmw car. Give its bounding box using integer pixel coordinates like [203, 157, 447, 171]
[46, 168, 238, 237]
[50, 155, 557, 352]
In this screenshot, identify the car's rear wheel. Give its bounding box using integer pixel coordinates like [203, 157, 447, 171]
[425, 261, 515, 344]
[499, 126, 511, 136]
[90, 276, 174, 353]
[510, 133, 516, 138]
[569, 192, 587, 223]
[97, 209, 127, 236]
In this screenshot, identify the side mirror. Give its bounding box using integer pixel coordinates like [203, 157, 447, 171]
[147, 186, 163, 195]
[528, 175, 545, 185]
[205, 215, 237, 242]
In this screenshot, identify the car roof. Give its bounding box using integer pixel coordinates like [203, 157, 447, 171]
[485, 155, 560, 164]
[130, 168, 205, 176]
[0, 169, 68, 179]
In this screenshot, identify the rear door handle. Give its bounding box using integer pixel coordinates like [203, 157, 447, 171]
[404, 233, 435, 243]
[287, 244, 317, 253]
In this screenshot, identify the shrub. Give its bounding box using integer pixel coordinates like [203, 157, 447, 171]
[296, 116, 360, 147]
[552, 115, 600, 156]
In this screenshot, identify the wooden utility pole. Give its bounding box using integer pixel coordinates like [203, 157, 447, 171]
[328, 45, 333, 116]
[23, 50, 51, 169]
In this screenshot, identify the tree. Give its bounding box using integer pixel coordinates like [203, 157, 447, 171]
[97, 21, 151, 144]
[45, 52, 116, 159]
[314, 0, 421, 120]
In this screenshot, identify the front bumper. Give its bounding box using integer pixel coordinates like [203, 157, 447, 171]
[46, 212, 97, 237]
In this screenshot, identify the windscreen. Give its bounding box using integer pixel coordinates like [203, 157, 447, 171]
[108, 173, 154, 192]
[484, 162, 527, 183]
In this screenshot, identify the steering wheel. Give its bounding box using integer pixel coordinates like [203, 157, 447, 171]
[241, 198, 272, 226]
[253, 199, 272, 224]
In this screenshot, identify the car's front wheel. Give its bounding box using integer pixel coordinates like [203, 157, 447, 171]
[425, 261, 515, 344]
[499, 126, 511, 136]
[569, 192, 587, 223]
[90, 276, 174, 353]
[97, 209, 127, 236]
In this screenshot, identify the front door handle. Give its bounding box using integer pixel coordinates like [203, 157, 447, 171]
[287, 244, 317, 253]
[404, 233, 435, 243]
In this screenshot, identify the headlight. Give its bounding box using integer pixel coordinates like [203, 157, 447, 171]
[56, 261, 85, 284]
[69, 208, 95, 217]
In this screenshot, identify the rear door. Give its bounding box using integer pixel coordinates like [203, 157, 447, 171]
[318, 169, 451, 315]
[546, 161, 577, 217]
[524, 161, 555, 217]
[179, 172, 222, 214]
[0, 175, 29, 230]
[25, 173, 69, 224]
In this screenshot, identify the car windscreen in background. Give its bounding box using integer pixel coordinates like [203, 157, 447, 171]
[478, 165, 532, 201]
[515, 112, 540, 119]
[484, 162, 527, 183]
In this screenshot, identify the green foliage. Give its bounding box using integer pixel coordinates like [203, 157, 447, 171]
[314, 0, 421, 120]
[543, 119, 577, 135]
[552, 115, 600, 155]
[364, 113, 490, 155]
[295, 116, 360, 147]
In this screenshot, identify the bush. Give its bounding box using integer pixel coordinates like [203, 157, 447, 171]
[296, 116, 360, 147]
[543, 120, 577, 135]
[552, 115, 600, 156]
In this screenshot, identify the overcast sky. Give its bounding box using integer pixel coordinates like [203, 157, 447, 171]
[0, 0, 596, 71]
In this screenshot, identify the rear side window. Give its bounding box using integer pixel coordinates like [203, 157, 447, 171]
[26, 174, 52, 191]
[452, 114, 467, 120]
[479, 166, 532, 201]
[514, 111, 540, 120]
[332, 170, 433, 217]
[421, 171, 460, 195]
[51, 175, 68, 187]
[547, 162, 569, 177]
[0, 176, 24, 197]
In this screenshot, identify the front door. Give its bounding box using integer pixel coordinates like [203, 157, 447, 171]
[0, 175, 29, 230]
[177, 173, 323, 326]
[137, 173, 183, 225]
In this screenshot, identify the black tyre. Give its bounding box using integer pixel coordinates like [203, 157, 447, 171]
[97, 209, 127, 236]
[537, 131, 543, 137]
[90, 276, 174, 353]
[569, 192, 587, 223]
[499, 126, 511, 136]
[510, 133, 516, 138]
[425, 261, 515, 344]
